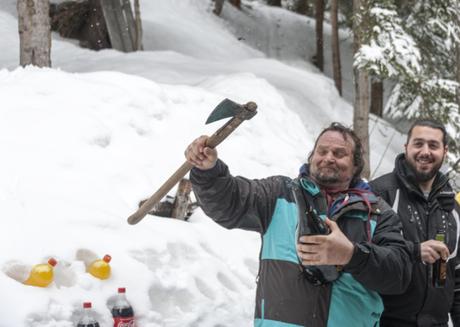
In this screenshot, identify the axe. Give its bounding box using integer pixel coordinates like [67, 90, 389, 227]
[127, 98, 258, 225]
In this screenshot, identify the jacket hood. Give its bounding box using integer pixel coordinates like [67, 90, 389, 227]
[394, 153, 444, 191]
[394, 153, 421, 193]
[394, 153, 454, 209]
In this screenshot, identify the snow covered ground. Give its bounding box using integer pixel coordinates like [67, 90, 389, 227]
[0, 0, 406, 326]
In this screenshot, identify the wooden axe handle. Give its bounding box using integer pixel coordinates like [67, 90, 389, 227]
[127, 111, 253, 225]
[127, 161, 194, 225]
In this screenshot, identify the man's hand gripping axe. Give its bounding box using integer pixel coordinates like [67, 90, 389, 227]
[127, 98, 257, 225]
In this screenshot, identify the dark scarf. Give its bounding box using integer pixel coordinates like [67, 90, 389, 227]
[298, 163, 372, 207]
[298, 164, 376, 241]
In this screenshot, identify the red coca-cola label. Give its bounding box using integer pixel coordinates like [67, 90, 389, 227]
[113, 317, 135, 327]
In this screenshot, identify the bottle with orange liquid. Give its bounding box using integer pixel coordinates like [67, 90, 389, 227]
[87, 254, 112, 280]
[23, 258, 57, 287]
[76, 249, 112, 280]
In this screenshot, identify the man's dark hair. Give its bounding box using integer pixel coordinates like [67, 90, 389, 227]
[407, 119, 448, 146]
[308, 122, 364, 185]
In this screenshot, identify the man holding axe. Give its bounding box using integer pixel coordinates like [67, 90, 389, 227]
[127, 98, 257, 225]
[185, 122, 413, 326]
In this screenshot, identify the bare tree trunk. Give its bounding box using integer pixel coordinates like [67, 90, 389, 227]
[229, 0, 241, 9]
[293, 0, 309, 15]
[171, 179, 192, 220]
[213, 0, 225, 15]
[267, 0, 281, 6]
[133, 0, 143, 50]
[17, 0, 51, 67]
[370, 78, 383, 117]
[353, 0, 370, 179]
[354, 70, 370, 179]
[331, 0, 342, 95]
[315, 0, 324, 71]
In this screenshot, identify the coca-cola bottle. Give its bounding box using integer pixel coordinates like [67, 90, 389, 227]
[77, 302, 100, 327]
[112, 287, 135, 327]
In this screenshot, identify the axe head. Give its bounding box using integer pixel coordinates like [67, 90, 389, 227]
[206, 98, 244, 124]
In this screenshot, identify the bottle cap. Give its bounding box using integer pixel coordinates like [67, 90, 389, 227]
[48, 258, 57, 267]
[83, 302, 92, 308]
[118, 287, 126, 293]
[103, 255, 112, 263]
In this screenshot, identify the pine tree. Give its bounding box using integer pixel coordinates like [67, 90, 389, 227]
[394, 0, 460, 168]
[354, 0, 460, 171]
[354, 2, 421, 82]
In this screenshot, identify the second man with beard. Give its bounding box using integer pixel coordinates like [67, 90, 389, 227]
[370, 119, 460, 326]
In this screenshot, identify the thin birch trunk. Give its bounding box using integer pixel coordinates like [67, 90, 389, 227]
[353, 0, 370, 179]
[17, 0, 51, 67]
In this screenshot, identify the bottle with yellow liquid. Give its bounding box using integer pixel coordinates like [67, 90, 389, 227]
[76, 249, 112, 280]
[24, 258, 57, 287]
[87, 254, 112, 280]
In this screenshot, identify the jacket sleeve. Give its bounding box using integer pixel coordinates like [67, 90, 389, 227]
[369, 178, 421, 263]
[190, 159, 285, 233]
[450, 205, 460, 326]
[344, 199, 412, 295]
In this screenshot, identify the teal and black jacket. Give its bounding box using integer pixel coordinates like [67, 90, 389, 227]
[191, 160, 412, 327]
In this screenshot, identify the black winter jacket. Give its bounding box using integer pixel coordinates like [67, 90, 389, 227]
[191, 159, 412, 327]
[370, 154, 460, 327]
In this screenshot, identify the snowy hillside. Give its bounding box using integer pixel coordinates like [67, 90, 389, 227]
[0, 0, 405, 326]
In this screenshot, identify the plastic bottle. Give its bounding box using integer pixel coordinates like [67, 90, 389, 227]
[87, 254, 112, 280]
[76, 249, 112, 280]
[77, 302, 100, 327]
[23, 258, 57, 287]
[111, 288, 135, 327]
